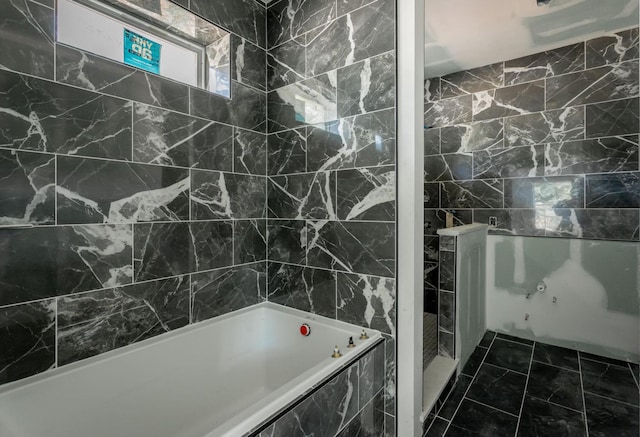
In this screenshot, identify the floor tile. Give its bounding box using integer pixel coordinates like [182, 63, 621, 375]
[496, 333, 534, 345]
[424, 417, 449, 437]
[466, 363, 527, 415]
[438, 374, 472, 420]
[448, 399, 518, 437]
[532, 343, 579, 371]
[580, 352, 634, 368]
[485, 339, 532, 374]
[584, 393, 640, 437]
[527, 362, 583, 411]
[479, 331, 496, 348]
[581, 358, 640, 405]
[517, 396, 586, 437]
[461, 346, 488, 377]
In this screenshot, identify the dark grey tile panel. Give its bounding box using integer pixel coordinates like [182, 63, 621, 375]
[518, 396, 586, 437]
[337, 272, 396, 334]
[441, 63, 503, 98]
[337, 166, 395, 221]
[472, 80, 545, 121]
[586, 28, 639, 68]
[504, 43, 584, 85]
[586, 98, 640, 138]
[585, 173, 639, 208]
[545, 136, 639, 176]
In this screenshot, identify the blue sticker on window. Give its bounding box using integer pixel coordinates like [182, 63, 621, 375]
[124, 29, 161, 74]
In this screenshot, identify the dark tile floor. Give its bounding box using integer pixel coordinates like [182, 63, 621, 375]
[424, 331, 640, 437]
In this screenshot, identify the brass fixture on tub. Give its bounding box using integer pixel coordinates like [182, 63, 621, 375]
[359, 329, 369, 340]
[347, 337, 356, 348]
[332, 346, 342, 358]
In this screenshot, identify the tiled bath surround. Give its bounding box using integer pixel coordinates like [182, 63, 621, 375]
[0, 0, 397, 433]
[423, 27, 640, 316]
[265, 0, 397, 433]
[0, 0, 270, 385]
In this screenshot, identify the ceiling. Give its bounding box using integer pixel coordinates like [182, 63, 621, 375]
[424, 0, 639, 78]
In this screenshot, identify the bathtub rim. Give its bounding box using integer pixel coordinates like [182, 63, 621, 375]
[0, 301, 381, 396]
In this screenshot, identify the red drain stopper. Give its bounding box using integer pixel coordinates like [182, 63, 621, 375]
[300, 323, 311, 336]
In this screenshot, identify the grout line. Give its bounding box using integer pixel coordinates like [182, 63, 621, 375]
[462, 397, 520, 418]
[526, 394, 586, 415]
[581, 390, 640, 409]
[530, 358, 580, 373]
[513, 342, 535, 436]
[54, 297, 59, 369]
[577, 351, 590, 437]
[579, 354, 633, 369]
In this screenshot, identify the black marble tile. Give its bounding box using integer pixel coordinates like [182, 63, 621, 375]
[533, 343, 579, 371]
[57, 156, 189, 224]
[267, 220, 306, 264]
[425, 78, 442, 103]
[545, 208, 639, 241]
[438, 235, 454, 252]
[581, 352, 636, 368]
[268, 128, 307, 175]
[337, 166, 395, 221]
[337, 0, 376, 16]
[424, 183, 439, 208]
[384, 413, 395, 437]
[358, 343, 385, 407]
[504, 43, 584, 85]
[337, 52, 396, 118]
[268, 73, 337, 132]
[546, 61, 639, 109]
[134, 221, 232, 281]
[0, 299, 55, 384]
[234, 129, 267, 175]
[0, 0, 54, 79]
[475, 209, 542, 237]
[0, 149, 55, 225]
[527, 362, 583, 410]
[305, 0, 394, 77]
[0, 225, 133, 306]
[439, 251, 455, 291]
[545, 136, 639, 176]
[424, 209, 472, 233]
[132, 103, 233, 170]
[234, 219, 266, 264]
[425, 154, 473, 182]
[586, 28, 639, 68]
[231, 35, 266, 92]
[348, 109, 396, 168]
[337, 391, 385, 437]
[580, 358, 639, 405]
[505, 107, 584, 148]
[438, 375, 472, 420]
[424, 127, 440, 156]
[267, 37, 306, 89]
[306, 121, 354, 171]
[495, 333, 534, 345]
[58, 276, 189, 365]
[585, 172, 639, 208]
[383, 334, 395, 414]
[485, 338, 532, 374]
[466, 363, 527, 415]
[191, 0, 266, 48]
[56, 45, 189, 114]
[268, 172, 336, 219]
[191, 170, 266, 219]
[518, 396, 586, 437]
[267, 362, 358, 436]
[308, 221, 395, 277]
[267, 262, 336, 319]
[441, 63, 503, 98]
[267, 0, 336, 48]
[0, 69, 132, 160]
[337, 272, 395, 334]
[424, 288, 437, 314]
[424, 417, 449, 437]
[424, 236, 439, 262]
[461, 346, 489, 377]
[438, 291, 454, 333]
[228, 81, 268, 133]
[479, 331, 496, 348]
[440, 180, 504, 209]
[424, 262, 439, 291]
[584, 393, 640, 437]
[586, 98, 640, 138]
[448, 399, 518, 436]
[474, 145, 545, 179]
[191, 262, 265, 322]
[473, 80, 545, 122]
[438, 330, 454, 359]
[504, 176, 584, 209]
[440, 119, 503, 153]
[424, 95, 473, 128]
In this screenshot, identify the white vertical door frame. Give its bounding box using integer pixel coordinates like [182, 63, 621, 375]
[396, 0, 424, 435]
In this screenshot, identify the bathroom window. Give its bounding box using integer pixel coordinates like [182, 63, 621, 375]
[57, 0, 231, 98]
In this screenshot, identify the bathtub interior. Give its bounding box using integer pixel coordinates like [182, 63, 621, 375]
[0, 303, 381, 437]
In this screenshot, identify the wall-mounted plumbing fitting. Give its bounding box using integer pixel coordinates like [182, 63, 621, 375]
[536, 282, 547, 293]
[359, 329, 369, 340]
[332, 346, 342, 358]
[347, 337, 356, 348]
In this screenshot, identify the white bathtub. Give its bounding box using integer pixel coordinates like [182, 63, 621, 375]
[0, 302, 382, 437]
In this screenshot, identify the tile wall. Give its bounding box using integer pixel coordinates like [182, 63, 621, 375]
[264, 0, 397, 433]
[423, 28, 640, 314]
